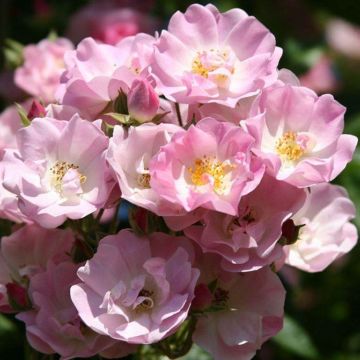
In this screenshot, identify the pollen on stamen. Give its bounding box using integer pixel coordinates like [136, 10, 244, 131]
[137, 173, 151, 189]
[49, 160, 86, 193]
[275, 131, 305, 162]
[188, 155, 234, 195]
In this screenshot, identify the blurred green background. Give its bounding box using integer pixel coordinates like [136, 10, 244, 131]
[0, 0, 359, 359]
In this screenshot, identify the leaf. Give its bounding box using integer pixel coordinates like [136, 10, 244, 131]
[273, 315, 319, 359]
[15, 103, 31, 127]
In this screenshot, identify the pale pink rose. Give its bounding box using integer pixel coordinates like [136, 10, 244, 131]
[284, 183, 357, 272]
[0, 224, 74, 281]
[127, 79, 160, 123]
[300, 56, 338, 94]
[193, 256, 285, 360]
[17, 261, 136, 359]
[66, 0, 159, 45]
[3, 115, 114, 228]
[326, 18, 360, 59]
[107, 123, 185, 216]
[184, 175, 306, 272]
[14, 38, 74, 103]
[243, 84, 357, 187]
[70, 229, 199, 344]
[0, 224, 74, 312]
[57, 34, 155, 119]
[149, 117, 265, 215]
[152, 4, 281, 106]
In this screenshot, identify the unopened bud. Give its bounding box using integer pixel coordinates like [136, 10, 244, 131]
[128, 79, 159, 123]
[27, 100, 46, 120]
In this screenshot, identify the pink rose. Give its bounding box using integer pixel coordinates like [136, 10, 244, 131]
[193, 256, 285, 360]
[3, 115, 114, 228]
[150, 117, 264, 215]
[284, 183, 358, 272]
[17, 261, 136, 359]
[107, 122, 185, 216]
[184, 175, 306, 272]
[15, 38, 73, 103]
[244, 84, 357, 187]
[71, 230, 199, 344]
[152, 4, 281, 106]
[57, 34, 155, 119]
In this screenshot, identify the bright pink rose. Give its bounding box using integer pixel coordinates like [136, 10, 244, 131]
[193, 256, 285, 360]
[152, 4, 281, 106]
[326, 18, 360, 59]
[17, 261, 136, 359]
[107, 123, 185, 216]
[3, 115, 114, 228]
[150, 117, 264, 215]
[244, 84, 357, 187]
[57, 34, 155, 119]
[70, 230, 199, 344]
[284, 183, 357, 272]
[14, 38, 73, 103]
[184, 175, 306, 272]
[66, 0, 159, 45]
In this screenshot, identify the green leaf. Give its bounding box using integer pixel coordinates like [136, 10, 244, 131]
[4, 39, 24, 69]
[15, 103, 31, 127]
[47, 30, 58, 41]
[273, 315, 319, 359]
[106, 112, 132, 125]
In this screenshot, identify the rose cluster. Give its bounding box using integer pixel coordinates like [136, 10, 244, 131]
[0, 4, 357, 360]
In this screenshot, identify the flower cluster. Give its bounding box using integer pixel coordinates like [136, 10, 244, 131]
[0, 4, 357, 360]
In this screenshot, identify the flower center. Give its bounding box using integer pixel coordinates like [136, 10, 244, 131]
[135, 289, 154, 312]
[191, 49, 235, 81]
[188, 156, 234, 195]
[49, 161, 86, 194]
[275, 131, 308, 163]
[137, 173, 151, 189]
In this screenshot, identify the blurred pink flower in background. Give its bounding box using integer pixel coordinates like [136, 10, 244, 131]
[14, 38, 73, 103]
[326, 18, 360, 60]
[66, 0, 159, 45]
[300, 55, 339, 94]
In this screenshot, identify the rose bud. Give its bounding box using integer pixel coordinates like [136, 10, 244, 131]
[128, 79, 159, 123]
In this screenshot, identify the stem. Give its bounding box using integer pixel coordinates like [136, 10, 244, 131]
[109, 201, 121, 234]
[95, 208, 105, 223]
[175, 102, 183, 127]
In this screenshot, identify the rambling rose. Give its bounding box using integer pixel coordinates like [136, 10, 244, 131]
[193, 256, 285, 360]
[283, 183, 357, 272]
[244, 84, 357, 187]
[71, 230, 199, 344]
[57, 34, 155, 119]
[184, 175, 306, 272]
[150, 117, 264, 215]
[152, 4, 281, 106]
[107, 122, 185, 216]
[3, 115, 114, 228]
[17, 261, 136, 359]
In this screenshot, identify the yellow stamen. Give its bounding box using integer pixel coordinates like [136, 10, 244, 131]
[49, 161, 86, 192]
[275, 131, 305, 162]
[188, 156, 233, 194]
[137, 173, 151, 189]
